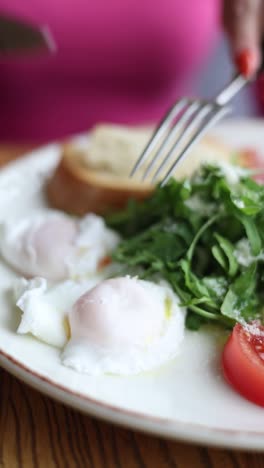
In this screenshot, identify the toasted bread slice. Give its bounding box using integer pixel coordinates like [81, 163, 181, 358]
[46, 124, 239, 216]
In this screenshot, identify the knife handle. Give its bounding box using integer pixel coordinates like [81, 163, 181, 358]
[0, 15, 56, 55]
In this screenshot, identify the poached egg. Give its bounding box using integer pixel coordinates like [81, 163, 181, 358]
[62, 277, 186, 375]
[1, 211, 119, 281]
[14, 276, 186, 375]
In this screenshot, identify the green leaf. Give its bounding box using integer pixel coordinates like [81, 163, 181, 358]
[221, 263, 259, 322]
[221, 288, 242, 323]
[212, 245, 228, 271]
[231, 194, 263, 215]
[239, 216, 262, 256]
[185, 312, 206, 330]
[233, 262, 257, 295]
[180, 259, 211, 299]
[186, 213, 221, 262]
[214, 233, 238, 277]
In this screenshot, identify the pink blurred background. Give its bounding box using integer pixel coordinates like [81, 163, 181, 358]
[0, 1, 259, 144]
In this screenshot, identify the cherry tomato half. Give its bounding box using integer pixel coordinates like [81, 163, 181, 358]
[222, 323, 264, 407]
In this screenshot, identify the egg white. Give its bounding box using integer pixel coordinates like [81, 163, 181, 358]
[65, 213, 120, 280]
[14, 276, 101, 347]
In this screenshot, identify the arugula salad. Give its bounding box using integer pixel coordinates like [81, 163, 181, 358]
[106, 163, 264, 331]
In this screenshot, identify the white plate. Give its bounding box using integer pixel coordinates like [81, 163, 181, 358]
[1, 119, 264, 451]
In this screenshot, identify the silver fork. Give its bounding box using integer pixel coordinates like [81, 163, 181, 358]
[130, 74, 248, 186]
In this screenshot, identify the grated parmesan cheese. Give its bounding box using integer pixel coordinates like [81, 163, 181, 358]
[234, 238, 264, 267]
[217, 161, 249, 185]
[185, 195, 216, 216]
[243, 321, 264, 337]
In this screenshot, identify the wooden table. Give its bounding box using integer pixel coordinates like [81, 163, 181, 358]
[0, 146, 264, 468]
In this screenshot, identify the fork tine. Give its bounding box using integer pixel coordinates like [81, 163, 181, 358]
[130, 98, 188, 177]
[142, 101, 201, 181]
[150, 102, 211, 183]
[160, 105, 229, 186]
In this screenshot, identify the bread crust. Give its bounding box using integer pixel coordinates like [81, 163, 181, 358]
[46, 144, 153, 215]
[46, 133, 237, 216]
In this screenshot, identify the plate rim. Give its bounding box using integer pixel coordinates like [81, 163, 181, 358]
[1, 345, 264, 451]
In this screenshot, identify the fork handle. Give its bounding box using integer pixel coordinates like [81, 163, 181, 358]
[216, 42, 264, 107]
[215, 73, 248, 106]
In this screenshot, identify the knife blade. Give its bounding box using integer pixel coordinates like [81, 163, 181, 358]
[0, 15, 56, 55]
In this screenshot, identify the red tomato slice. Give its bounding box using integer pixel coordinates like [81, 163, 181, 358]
[222, 322, 264, 407]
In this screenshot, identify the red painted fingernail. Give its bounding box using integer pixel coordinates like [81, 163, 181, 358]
[235, 48, 256, 78]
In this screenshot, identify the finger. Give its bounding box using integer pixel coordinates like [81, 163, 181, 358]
[223, 0, 262, 76]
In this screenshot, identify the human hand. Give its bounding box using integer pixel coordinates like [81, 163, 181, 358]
[223, 0, 263, 77]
